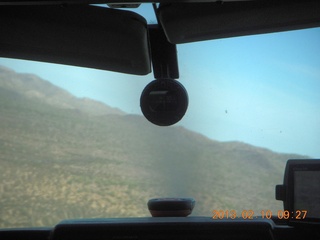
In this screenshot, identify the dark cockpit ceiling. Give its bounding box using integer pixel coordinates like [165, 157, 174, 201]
[0, 0, 268, 4]
[1, 0, 319, 77]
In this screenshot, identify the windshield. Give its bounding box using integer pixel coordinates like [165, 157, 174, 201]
[0, 4, 320, 228]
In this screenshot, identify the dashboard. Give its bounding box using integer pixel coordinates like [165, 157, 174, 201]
[1, 217, 320, 240]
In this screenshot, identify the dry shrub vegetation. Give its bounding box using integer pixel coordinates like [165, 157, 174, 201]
[0, 66, 306, 228]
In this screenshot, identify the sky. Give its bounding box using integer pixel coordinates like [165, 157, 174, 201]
[0, 4, 320, 157]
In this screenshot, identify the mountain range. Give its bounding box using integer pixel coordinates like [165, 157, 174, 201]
[0, 65, 306, 228]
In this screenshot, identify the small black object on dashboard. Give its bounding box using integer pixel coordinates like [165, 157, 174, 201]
[148, 197, 195, 217]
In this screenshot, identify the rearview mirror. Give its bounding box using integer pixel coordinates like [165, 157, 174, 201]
[0, 5, 151, 75]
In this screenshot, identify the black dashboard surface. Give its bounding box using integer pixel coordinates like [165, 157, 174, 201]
[1, 217, 319, 240]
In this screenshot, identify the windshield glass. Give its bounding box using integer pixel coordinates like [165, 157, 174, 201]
[0, 5, 319, 228]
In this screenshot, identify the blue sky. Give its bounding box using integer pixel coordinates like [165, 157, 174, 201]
[0, 4, 319, 157]
[177, 28, 320, 158]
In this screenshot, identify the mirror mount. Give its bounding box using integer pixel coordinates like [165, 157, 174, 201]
[140, 25, 188, 126]
[148, 25, 179, 80]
